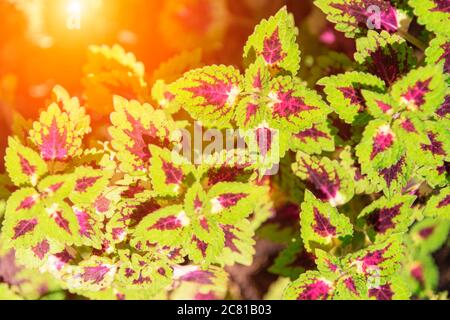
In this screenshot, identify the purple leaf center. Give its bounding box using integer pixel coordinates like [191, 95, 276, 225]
[40, 117, 69, 161]
[402, 78, 431, 110]
[148, 215, 183, 231]
[192, 236, 208, 257]
[13, 218, 38, 239]
[82, 265, 110, 284]
[370, 129, 394, 160]
[18, 154, 36, 177]
[400, 119, 417, 133]
[222, 224, 241, 253]
[75, 209, 94, 239]
[262, 28, 286, 65]
[436, 96, 450, 118]
[17, 196, 37, 211]
[32, 240, 50, 260]
[217, 193, 247, 209]
[379, 156, 406, 188]
[419, 226, 435, 239]
[272, 90, 317, 118]
[75, 176, 101, 193]
[431, 0, 450, 13]
[437, 195, 450, 208]
[186, 78, 234, 112]
[339, 87, 365, 110]
[369, 284, 394, 300]
[366, 204, 403, 234]
[421, 132, 446, 156]
[313, 208, 337, 237]
[331, 1, 398, 33]
[161, 159, 183, 185]
[294, 125, 330, 143]
[298, 280, 331, 300]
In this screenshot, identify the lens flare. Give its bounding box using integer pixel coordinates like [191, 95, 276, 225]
[66, 0, 82, 30]
[67, 0, 81, 14]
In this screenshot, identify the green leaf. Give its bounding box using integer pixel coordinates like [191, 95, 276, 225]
[392, 115, 432, 165]
[367, 275, 411, 300]
[361, 90, 399, 119]
[270, 238, 316, 280]
[339, 146, 382, 195]
[2, 188, 44, 249]
[410, 0, 450, 37]
[38, 174, 75, 201]
[170, 65, 242, 128]
[283, 271, 334, 300]
[318, 71, 385, 123]
[357, 195, 416, 243]
[343, 236, 404, 279]
[205, 182, 265, 224]
[403, 252, 439, 296]
[185, 215, 224, 266]
[267, 76, 330, 132]
[416, 163, 450, 189]
[216, 219, 255, 267]
[5, 137, 47, 187]
[403, 120, 449, 187]
[410, 218, 450, 253]
[300, 191, 353, 252]
[14, 238, 64, 269]
[116, 251, 172, 293]
[293, 152, 354, 206]
[29, 86, 91, 162]
[109, 96, 178, 174]
[132, 205, 189, 248]
[151, 79, 181, 114]
[234, 59, 271, 130]
[423, 187, 450, 219]
[63, 256, 117, 292]
[72, 206, 103, 248]
[171, 265, 228, 300]
[425, 35, 449, 80]
[391, 65, 447, 118]
[69, 167, 112, 205]
[415, 120, 450, 167]
[3, 195, 81, 248]
[40, 200, 82, 246]
[315, 0, 400, 38]
[0, 284, 22, 300]
[356, 119, 411, 195]
[148, 146, 192, 197]
[355, 31, 416, 86]
[243, 6, 300, 75]
[289, 121, 336, 155]
[314, 249, 343, 280]
[333, 274, 369, 300]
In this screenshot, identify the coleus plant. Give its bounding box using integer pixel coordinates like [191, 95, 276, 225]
[0, 2, 449, 300]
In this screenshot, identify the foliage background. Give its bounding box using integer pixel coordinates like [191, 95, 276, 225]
[0, 0, 448, 300]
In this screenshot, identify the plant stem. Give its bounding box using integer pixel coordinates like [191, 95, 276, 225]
[397, 30, 427, 51]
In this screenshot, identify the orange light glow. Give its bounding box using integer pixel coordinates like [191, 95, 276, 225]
[66, 0, 82, 30]
[67, 0, 82, 15]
